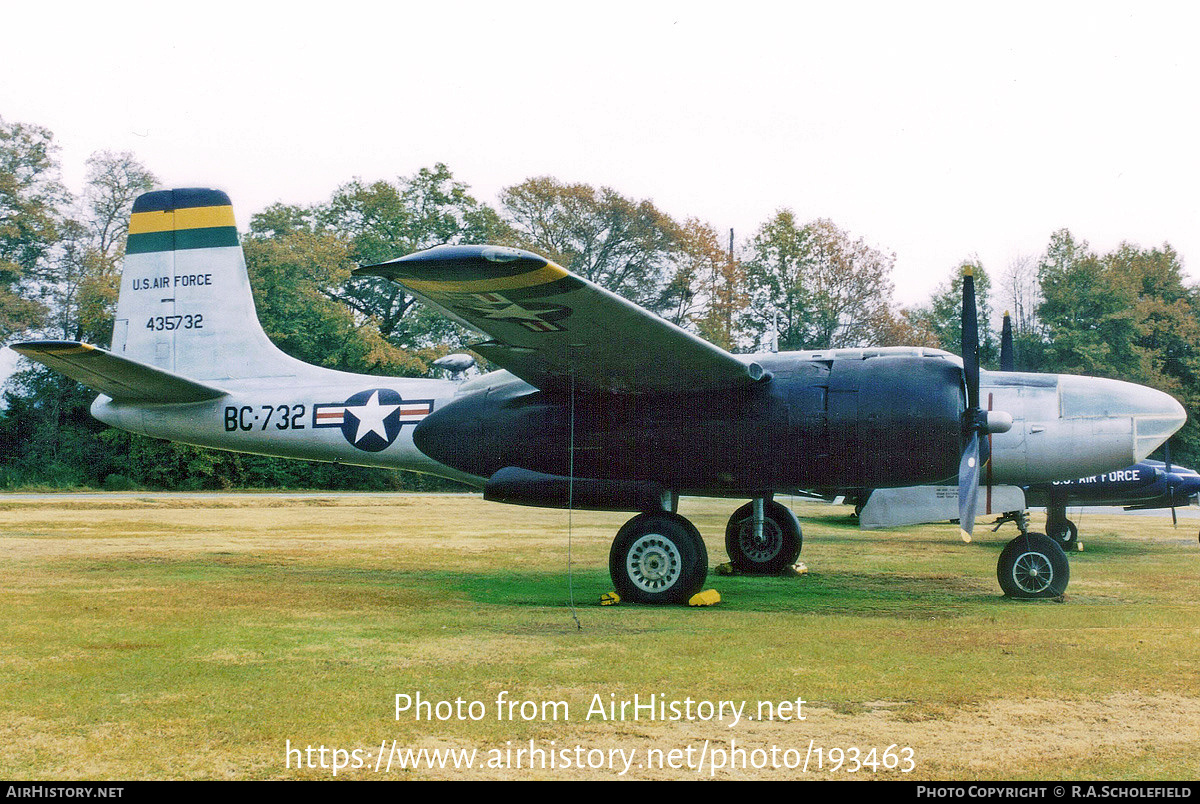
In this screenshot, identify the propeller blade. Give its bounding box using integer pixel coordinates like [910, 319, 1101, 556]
[1165, 442, 1177, 527]
[956, 264, 985, 543]
[958, 431, 981, 543]
[961, 266, 980, 411]
[1000, 311, 1014, 372]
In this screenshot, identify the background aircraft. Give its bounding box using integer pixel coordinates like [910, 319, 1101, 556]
[1019, 459, 1200, 547]
[12, 188, 1186, 604]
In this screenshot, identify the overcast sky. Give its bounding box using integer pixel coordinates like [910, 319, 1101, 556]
[3, 1, 1198, 376]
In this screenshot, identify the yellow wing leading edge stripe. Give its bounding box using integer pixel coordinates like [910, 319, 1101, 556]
[398, 262, 571, 294]
[21, 342, 97, 356]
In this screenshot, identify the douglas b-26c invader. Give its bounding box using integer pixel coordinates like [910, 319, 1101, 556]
[14, 189, 1187, 603]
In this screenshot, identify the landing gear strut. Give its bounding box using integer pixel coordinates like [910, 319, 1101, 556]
[724, 498, 802, 574]
[609, 511, 708, 604]
[991, 509, 1030, 535]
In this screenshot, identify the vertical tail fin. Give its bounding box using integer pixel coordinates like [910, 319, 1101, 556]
[114, 188, 302, 381]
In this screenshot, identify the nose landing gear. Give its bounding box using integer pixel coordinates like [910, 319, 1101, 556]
[997, 532, 1070, 599]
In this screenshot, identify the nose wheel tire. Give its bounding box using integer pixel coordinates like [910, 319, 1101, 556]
[610, 512, 708, 604]
[725, 500, 803, 574]
[1046, 518, 1078, 551]
[997, 532, 1070, 599]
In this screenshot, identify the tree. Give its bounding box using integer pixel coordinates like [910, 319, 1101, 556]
[1105, 242, 1200, 389]
[740, 210, 812, 350]
[48, 151, 156, 343]
[0, 117, 67, 340]
[1102, 242, 1200, 462]
[242, 228, 429, 375]
[803, 219, 902, 348]
[686, 222, 743, 350]
[995, 253, 1044, 371]
[249, 165, 513, 360]
[1030, 231, 1200, 463]
[244, 165, 514, 375]
[0, 149, 157, 490]
[1035, 230, 1137, 378]
[319, 165, 513, 349]
[499, 176, 683, 314]
[740, 211, 906, 350]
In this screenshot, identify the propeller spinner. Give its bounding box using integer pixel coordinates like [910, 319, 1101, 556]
[958, 266, 1013, 542]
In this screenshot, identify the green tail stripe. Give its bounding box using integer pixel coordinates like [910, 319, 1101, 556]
[126, 226, 239, 254]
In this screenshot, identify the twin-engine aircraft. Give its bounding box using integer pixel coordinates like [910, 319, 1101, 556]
[12, 189, 1187, 604]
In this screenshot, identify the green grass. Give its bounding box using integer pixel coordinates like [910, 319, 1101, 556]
[1, 494, 1198, 780]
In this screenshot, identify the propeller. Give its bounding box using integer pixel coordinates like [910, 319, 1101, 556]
[958, 266, 1013, 542]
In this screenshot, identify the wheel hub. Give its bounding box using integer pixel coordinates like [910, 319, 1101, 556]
[737, 519, 783, 562]
[626, 533, 682, 592]
[1012, 550, 1054, 594]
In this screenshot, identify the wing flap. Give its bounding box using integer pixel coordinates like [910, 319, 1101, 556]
[11, 341, 227, 403]
[357, 245, 763, 394]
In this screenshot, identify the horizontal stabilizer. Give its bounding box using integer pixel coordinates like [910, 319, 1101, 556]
[858, 484, 1027, 530]
[11, 341, 226, 403]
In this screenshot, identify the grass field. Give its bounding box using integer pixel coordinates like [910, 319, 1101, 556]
[1, 493, 1198, 780]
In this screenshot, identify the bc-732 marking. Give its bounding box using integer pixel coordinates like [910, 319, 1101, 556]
[224, 404, 306, 432]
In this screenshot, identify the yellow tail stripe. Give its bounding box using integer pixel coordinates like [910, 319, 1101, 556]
[400, 262, 570, 294]
[129, 205, 236, 235]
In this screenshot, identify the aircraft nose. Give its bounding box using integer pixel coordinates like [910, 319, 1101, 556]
[1132, 389, 1187, 461]
[1058, 375, 1186, 461]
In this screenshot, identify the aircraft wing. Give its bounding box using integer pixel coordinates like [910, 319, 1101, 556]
[11, 341, 227, 403]
[357, 245, 765, 394]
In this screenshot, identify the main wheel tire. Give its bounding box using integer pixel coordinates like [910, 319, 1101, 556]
[997, 532, 1070, 599]
[1046, 518, 1078, 550]
[724, 500, 802, 574]
[609, 512, 708, 604]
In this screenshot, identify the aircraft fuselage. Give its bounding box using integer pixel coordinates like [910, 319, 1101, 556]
[91, 346, 1186, 508]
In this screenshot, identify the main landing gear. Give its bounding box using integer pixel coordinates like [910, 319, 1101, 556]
[1045, 508, 1079, 551]
[608, 496, 803, 603]
[990, 507, 1074, 598]
[724, 498, 802, 574]
[609, 511, 709, 605]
